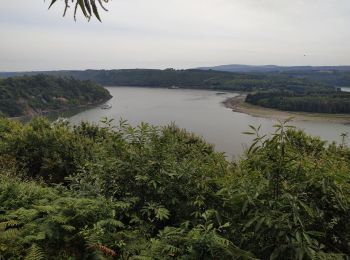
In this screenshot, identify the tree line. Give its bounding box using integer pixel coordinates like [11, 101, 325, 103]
[0, 69, 333, 93]
[246, 91, 350, 114]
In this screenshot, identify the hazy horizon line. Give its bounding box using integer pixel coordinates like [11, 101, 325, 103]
[2, 63, 350, 73]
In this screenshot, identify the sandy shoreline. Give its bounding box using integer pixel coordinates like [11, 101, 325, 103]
[223, 94, 350, 124]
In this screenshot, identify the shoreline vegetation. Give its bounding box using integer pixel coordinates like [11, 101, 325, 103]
[3, 69, 350, 123]
[9, 100, 110, 121]
[223, 94, 350, 124]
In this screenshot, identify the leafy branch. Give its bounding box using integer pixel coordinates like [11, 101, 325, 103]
[47, 0, 111, 22]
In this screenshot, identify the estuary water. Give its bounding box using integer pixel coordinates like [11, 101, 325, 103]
[69, 87, 350, 159]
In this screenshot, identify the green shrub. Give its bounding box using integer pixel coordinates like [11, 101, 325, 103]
[0, 117, 349, 259]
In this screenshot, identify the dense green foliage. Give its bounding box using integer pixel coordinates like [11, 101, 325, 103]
[278, 70, 350, 87]
[246, 91, 350, 114]
[198, 65, 350, 87]
[0, 69, 333, 93]
[0, 117, 349, 259]
[0, 75, 111, 117]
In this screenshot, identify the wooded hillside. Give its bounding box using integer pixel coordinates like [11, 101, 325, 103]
[0, 75, 111, 117]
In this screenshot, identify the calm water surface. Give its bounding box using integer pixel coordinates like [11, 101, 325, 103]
[69, 87, 350, 159]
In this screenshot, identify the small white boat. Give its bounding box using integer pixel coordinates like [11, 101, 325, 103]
[101, 104, 112, 110]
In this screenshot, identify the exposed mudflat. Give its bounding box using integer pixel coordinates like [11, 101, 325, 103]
[223, 94, 350, 124]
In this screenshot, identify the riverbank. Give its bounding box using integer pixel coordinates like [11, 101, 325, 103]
[10, 99, 111, 122]
[223, 94, 350, 124]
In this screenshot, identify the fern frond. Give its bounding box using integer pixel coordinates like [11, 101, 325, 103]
[0, 219, 20, 230]
[50, 215, 69, 225]
[0, 228, 20, 240]
[33, 205, 55, 214]
[61, 225, 76, 232]
[24, 244, 45, 260]
[96, 219, 125, 229]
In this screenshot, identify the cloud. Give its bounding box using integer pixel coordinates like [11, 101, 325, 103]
[0, 0, 349, 71]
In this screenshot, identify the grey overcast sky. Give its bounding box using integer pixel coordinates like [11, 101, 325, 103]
[0, 0, 349, 71]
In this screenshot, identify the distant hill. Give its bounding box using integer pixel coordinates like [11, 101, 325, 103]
[0, 69, 333, 90]
[195, 65, 350, 87]
[0, 75, 112, 117]
[1, 67, 349, 88]
[196, 64, 350, 73]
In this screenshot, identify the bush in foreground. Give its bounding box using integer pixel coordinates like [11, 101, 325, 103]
[0, 117, 349, 259]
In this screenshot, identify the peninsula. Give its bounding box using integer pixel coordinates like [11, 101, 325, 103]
[0, 75, 112, 117]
